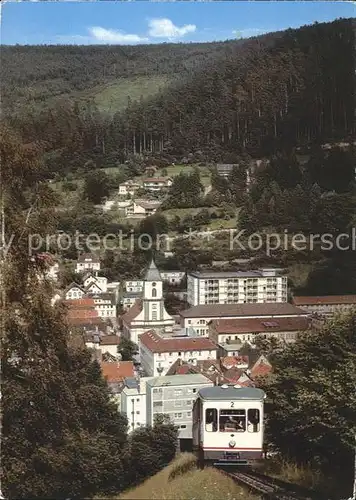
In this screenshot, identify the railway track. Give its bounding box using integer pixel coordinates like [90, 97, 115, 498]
[221, 468, 326, 500]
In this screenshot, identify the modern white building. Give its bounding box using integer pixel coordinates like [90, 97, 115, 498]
[121, 260, 175, 344]
[139, 330, 218, 377]
[76, 254, 101, 274]
[146, 374, 213, 439]
[120, 377, 152, 433]
[180, 302, 309, 337]
[187, 268, 288, 306]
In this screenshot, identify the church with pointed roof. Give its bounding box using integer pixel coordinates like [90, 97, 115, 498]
[121, 259, 175, 344]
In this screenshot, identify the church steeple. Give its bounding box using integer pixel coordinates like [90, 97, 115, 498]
[144, 258, 161, 282]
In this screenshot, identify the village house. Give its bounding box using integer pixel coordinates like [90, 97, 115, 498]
[84, 333, 121, 358]
[187, 268, 288, 306]
[101, 361, 135, 384]
[119, 180, 141, 196]
[64, 282, 86, 300]
[83, 272, 108, 293]
[88, 292, 116, 318]
[75, 254, 101, 274]
[180, 302, 309, 337]
[139, 330, 218, 377]
[124, 199, 162, 218]
[160, 270, 186, 285]
[146, 374, 213, 440]
[142, 177, 173, 192]
[209, 316, 311, 348]
[292, 295, 356, 316]
[121, 260, 175, 344]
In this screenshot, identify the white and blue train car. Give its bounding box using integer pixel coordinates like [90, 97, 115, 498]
[192, 385, 266, 466]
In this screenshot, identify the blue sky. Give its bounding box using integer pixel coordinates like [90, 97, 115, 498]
[1, 1, 354, 46]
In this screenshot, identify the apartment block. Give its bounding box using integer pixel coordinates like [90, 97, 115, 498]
[146, 374, 213, 439]
[187, 268, 288, 306]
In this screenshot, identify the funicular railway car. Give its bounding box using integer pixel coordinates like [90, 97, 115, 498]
[192, 385, 266, 467]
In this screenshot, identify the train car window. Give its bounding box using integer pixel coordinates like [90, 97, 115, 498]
[247, 409, 260, 432]
[205, 408, 218, 432]
[219, 409, 246, 432]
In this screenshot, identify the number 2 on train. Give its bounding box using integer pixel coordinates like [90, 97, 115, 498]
[230, 401, 234, 408]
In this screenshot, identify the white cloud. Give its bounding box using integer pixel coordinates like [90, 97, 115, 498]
[89, 26, 148, 44]
[148, 18, 196, 39]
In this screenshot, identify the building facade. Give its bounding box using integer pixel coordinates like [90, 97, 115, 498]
[142, 177, 172, 192]
[139, 330, 218, 377]
[121, 260, 175, 344]
[292, 295, 356, 316]
[76, 254, 101, 273]
[146, 374, 213, 439]
[120, 377, 149, 433]
[187, 269, 288, 306]
[180, 302, 309, 337]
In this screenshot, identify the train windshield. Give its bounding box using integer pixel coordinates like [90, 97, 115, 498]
[205, 408, 218, 432]
[219, 409, 246, 432]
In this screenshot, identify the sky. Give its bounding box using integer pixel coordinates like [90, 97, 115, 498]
[1, 1, 355, 46]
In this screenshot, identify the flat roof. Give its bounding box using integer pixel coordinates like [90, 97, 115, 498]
[198, 386, 265, 401]
[189, 271, 263, 279]
[146, 374, 213, 388]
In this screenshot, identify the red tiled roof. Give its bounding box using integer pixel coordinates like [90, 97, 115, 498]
[67, 317, 104, 326]
[100, 335, 120, 346]
[68, 309, 98, 319]
[250, 359, 272, 378]
[139, 330, 217, 353]
[65, 298, 96, 308]
[292, 295, 356, 306]
[121, 299, 143, 326]
[210, 316, 310, 334]
[101, 361, 134, 383]
[220, 356, 249, 370]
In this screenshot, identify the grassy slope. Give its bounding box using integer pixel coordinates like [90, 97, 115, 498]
[106, 453, 259, 500]
[92, 75, 174, 115]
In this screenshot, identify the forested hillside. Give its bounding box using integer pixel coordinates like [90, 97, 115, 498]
[2, 19, 355, 176]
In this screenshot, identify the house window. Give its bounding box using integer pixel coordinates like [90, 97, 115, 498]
[153, 401, 163, 408]
[192, 389, 196, 393]
[178, 352, 182, 356]
[175, 390, 182, 396]
[136, 411, 140, 415]
[180, 425, 187, 429]
[152, 287, 157, 298]
[175, 400, 182, 407]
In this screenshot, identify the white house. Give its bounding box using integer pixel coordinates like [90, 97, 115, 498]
[64, 282, 86, 300]
[121, 260, 175, 344]
[120, 377, 150, 433]
[83, 272, 108, 293]
[119, 180, 141, 196]
[124, 200, 162, 218]
[146, 374, 213, 439]
[139, 330, 218, 377]
[46, 262, 60, 281]
[124, 280, 144, 293]
[160, 270, 186, 285]
[142, 177, 172, 193]
[187, 268, 288, 306]
[85, 334, 121, 357]
[89, 293, 116, 318]
[180, 302, 310, 337]
[76, 254, 101, 274]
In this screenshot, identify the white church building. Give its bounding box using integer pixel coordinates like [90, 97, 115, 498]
[121, 259, 176, 345]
